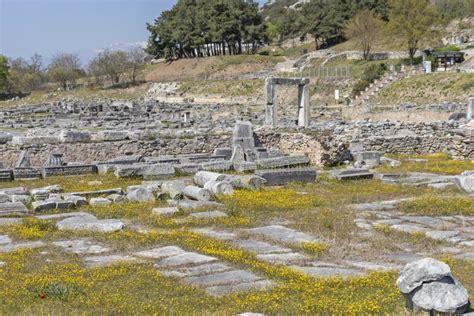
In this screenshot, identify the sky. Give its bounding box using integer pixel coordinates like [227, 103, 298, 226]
[0, 0, 267, 65]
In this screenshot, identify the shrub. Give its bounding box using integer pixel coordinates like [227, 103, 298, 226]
[351, 63, 387, 97]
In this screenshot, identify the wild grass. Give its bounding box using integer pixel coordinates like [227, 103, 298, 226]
[0, 173, 142, 192]
[178, 79, 263, 97]
[377, 153, 474, 175]
[399, 195, 474, 216]
[0, 246, 404, 315]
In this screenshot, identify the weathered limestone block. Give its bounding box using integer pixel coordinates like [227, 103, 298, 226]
[66, 188, 123, 198]
[142, 164, 175, 180]
[233, 121, 255, 150]
[43, 165, 97, 178]
[152, 207, 179, 215]
[200, 161, 232, 172]
[13, 168, 42, 180]
[31, 200, 57, 212]
[114, 164, 174, 179]
[107, 155, 144, 164]
[397, 258, 469, 314]
[454, 171, 474, 193]
[213, 148, 233, 160]
[353, 151, 381, 168]
[57, 215, 124, 232]
[0, 202, 29, 216]
[12, 136, 60, 146]
[31, 185, 62, 195]
[126, 185, 155, 202]
[256, 156, 309, 169]
[233, 162, 257, 173]
[0, 169, 13, 182]
[95, 130, 129, 142]
[64, 195, 87, 207]
[329, 168, 374, 180]
[89, 198, 112, 206]
[60, 130, 91, 143]
[255, 168, 317, 186]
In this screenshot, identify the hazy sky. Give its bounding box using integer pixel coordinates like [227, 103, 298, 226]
[0, 0, 266, 64]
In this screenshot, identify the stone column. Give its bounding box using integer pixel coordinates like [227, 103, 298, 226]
[297, 83, 310, 128]
[265, 77, 276, 127]
[468, 97, 474, 121]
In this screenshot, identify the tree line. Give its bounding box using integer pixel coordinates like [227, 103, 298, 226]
[145, 0, 267, 60]
[0, 48, 147, 95]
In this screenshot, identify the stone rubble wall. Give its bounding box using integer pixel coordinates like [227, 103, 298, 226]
[0, 120, 472, 168]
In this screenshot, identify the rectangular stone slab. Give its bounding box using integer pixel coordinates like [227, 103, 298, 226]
[183, 269, 262, 287]
[256, 156, 309, 169]
[0, 202, 29, 216]
[247, 225, 319, 244]
[255, 168, 316, 186]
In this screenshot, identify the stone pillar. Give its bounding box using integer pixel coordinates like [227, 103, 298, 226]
[265, 77, 276, 127]
[297, 83, 310, 128]
[468, 97, 474, 121]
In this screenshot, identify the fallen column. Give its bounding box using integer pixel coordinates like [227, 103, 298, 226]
[194, 171, 227, 187]
[204, 180, 234, 196]
[181, 186, 212, 201]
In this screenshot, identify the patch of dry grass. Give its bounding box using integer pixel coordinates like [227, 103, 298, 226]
[377, 153, 474, 175]
[399, 195, 474, 216]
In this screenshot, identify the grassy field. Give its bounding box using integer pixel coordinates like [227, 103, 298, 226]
[374, 72, 474, 105]
[0, 155, 473, 314]
[377, 153, 474, 175]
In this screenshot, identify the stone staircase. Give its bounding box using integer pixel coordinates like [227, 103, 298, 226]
[352, 66, 421, 107]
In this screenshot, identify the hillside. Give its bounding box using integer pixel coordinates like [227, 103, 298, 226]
[373, 73, 474, 106]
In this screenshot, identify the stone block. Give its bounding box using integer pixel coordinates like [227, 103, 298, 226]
[354, 151, 382, 168]
[0, 202, 29, 216]
[126, 185, 155, 202]
[213, 148, 233, 160]
[255, 168, 317, 186]
[31, 200, 57, 212]
[0, 169, 13, 182]
[256, 156, 309, 169]
[329, 168, 374, 180]
[43, 165, 97, 178]
[200, 161, 232, 172]
[89, 198, 112, 206]
[233, 162, 257, 173]
[59, 130, 91, 143]
[13, 168, 42, 180]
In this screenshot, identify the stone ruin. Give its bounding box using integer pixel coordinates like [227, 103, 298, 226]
[265, 77, 310, 128]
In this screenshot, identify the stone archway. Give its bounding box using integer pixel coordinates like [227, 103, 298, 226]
[265, 77, 310, 128]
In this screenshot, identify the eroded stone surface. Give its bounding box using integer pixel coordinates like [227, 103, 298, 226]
[56, 214, 125, 232]
[53, 239, 109, 254]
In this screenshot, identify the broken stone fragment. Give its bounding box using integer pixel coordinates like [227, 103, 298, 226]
[126, 185, 155, 202]
[397, 258, 470, 314]
[89, 197, 112, 206]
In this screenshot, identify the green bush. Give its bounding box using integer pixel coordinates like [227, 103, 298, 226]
[435, 45, 461, 52]
[351, 63, 387, 97]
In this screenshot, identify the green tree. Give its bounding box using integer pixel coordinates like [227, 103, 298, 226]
[146, 0, 267, 60]
[47, 53, 82, 89]
[0, 55, 9, 92]
[388, 0, 439, 63]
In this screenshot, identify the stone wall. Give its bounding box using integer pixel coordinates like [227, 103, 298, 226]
[1, 120, 472, 168]
[0, 135, 231, 168]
